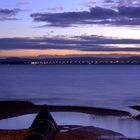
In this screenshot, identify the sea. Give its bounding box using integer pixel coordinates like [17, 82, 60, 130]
[0, 64, 140, 109]
[1, 64, 140, 138]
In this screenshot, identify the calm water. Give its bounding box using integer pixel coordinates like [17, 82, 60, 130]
[0, 65, 140, 108]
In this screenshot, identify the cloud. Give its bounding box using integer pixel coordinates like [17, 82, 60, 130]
[16, 1, 29, 7]
[30, 7, 117, 27]
[0, 8, 20, 21]
[118, 0, 140, 7]
[104, 0, 114, 3]
[0, 36, 140, 52]
[47, 7, 64, 12]
[90, 7, 117, 18]
[119, 6, 140, 18]
[30, 6, 140, 27]
[103, 0, 140, 7]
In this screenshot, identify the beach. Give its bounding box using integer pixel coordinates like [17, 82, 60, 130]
[0, 101, 139, 140]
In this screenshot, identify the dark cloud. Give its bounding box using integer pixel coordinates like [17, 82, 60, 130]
[30, 6, 140, 27]
[119, 6, 140, 18]
[0, 36, 140, 52]
[104, 0, 114, 3]
[31, 11, 89, 27]
[90, 7, 117, 18]
[0, 8, 20, 21]
[30, 7, 117, 27]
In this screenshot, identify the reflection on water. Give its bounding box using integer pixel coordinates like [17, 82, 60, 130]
[52, 112, 140, 138]
[0, 114, 36, 129]
[0, 112, 140, 138]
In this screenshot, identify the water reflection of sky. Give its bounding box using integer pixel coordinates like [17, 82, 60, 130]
[0, 112, 140, 138]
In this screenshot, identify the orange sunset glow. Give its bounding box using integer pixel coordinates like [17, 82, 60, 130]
[0, 49, 140, 57]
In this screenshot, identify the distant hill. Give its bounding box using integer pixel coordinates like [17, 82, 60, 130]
[0, 56, 140, 64]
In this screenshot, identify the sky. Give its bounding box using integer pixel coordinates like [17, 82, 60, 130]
[0, 0, 140, 57]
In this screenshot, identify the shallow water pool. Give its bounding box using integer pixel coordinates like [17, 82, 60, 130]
[0, 112, 140, 138]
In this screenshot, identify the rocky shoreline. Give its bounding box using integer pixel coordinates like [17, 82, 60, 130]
[0, 100, 139, 140]
[130, 105, 140, 120]
[0, 100, 134, 119]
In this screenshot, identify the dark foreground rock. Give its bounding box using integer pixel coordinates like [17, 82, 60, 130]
[56, 125, 124, 140]
[129, 105, 140, 120]
[0, 100, 131, 120]
[0, 125, 137, 140]
[0, 101, 41, 119]
[25, 105, 59, 140]
[133, 115, 140, 120]
[130, 105, 140, 111]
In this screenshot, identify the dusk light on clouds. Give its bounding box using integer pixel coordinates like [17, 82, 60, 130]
[0, 0, 140, 57]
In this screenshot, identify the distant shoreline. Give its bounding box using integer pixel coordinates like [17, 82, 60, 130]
[1, 63, 140, 65]
[1, 56, 140, 65]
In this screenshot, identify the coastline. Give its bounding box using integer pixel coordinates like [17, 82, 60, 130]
[0, 100, 133, 120]
[0, 100, 140, 140]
